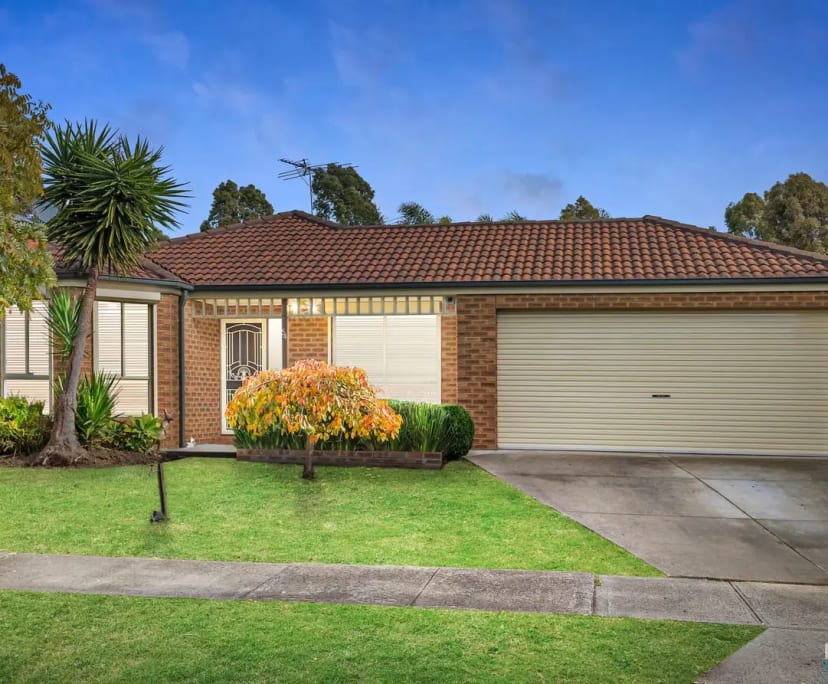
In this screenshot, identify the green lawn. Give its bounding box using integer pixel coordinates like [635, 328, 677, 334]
[0, 591, 760, 683]
[0, 458, 657, 575]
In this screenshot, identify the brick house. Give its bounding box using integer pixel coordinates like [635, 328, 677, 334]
[2, 211, 827, 455]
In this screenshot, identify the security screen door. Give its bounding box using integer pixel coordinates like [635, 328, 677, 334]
[222, 321, 264, 431]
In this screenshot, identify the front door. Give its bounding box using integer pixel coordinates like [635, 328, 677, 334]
[222, 320, 265, 432]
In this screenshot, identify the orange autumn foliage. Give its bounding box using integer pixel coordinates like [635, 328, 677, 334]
[225, 360, 402, 449]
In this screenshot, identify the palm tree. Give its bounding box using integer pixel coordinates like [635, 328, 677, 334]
[396, 201, 435, 225]
[38, 121, 187, 462]
[476, 211, 527, 222]
[502, 210, 527, 222]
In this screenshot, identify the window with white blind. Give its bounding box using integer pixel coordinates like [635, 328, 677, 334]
[1, 302, 51, 412]
[95, 301, 153, 415]
[333, 315, 441, 402]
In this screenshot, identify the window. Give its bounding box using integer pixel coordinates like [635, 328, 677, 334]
[1, 302, 51, 411]
[333, 315, 441, 402]
[95, 301, 153, 415]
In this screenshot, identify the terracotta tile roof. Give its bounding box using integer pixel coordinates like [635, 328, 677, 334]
[148, 211, 828, 289]
[50, 244, 187, 284]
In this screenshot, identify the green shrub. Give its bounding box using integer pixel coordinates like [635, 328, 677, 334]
[232, 421, 306, 450]
[0, 396, 48, 456]
[47, 289, 81, 360]
[73, 372, 120, 446]
[387, 400, 446, 452]
[440, 404, 475, 459]
[230, 392, 476, 458]
[111, 414, 164, 454]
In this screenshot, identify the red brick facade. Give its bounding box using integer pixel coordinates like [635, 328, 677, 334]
[183, 314, 223, 443]
[287, 318, 330, 366]
[156, 294, 180, 448]
[35, 288, 828, 451]
[174, 313, 461, 443]
[456, 290, 828, 449]
[440, 316, 458, 404]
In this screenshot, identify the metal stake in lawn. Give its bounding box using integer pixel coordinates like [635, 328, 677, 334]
[149, 461, 168, 523]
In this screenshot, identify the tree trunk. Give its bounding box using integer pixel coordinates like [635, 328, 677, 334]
[302, 443, 315, 480]
[36, 267, 99, 465]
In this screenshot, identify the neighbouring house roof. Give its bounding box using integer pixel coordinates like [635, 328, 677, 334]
[147, 211, 828, 289]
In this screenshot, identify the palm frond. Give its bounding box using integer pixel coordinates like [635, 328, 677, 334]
[41, 120, 189, 274]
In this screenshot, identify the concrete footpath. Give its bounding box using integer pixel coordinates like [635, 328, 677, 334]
[0, 552, 826, 683]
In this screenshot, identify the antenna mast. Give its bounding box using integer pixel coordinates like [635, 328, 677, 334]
[277, 158, 355, 212]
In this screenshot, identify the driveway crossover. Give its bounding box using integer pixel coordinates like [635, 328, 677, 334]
[467, 451, 828, 584]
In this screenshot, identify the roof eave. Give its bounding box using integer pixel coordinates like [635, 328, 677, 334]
[56, 270, 194, 291]
[187, 276, 828, 293]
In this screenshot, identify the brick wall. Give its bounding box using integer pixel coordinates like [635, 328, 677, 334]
[288, 317, 329, 365]
[183, 314, 224, 443]
[456, 295, 498, 449]
[440, 315, 458, 404]
[457, 290, 828, 449]
[156, 294, 180, 448]
[180, 314, 330, 444]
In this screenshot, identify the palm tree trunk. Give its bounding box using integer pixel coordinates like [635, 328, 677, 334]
[37, 267, 99, 464]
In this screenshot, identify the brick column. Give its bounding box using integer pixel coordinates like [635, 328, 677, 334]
[440, 315, 458, 404]
[456, 295, 497, 449]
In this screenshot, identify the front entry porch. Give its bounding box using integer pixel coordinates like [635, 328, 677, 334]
[181, 294, 457, 444]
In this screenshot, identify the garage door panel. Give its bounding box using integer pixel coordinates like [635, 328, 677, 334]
[497, 311, 828, 455]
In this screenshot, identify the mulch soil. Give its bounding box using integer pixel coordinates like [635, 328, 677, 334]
[0, 448, 160, 468]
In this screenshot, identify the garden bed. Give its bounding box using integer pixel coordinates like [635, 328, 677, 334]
[237, 448, 443, 469]
[0, 448, 159, 468]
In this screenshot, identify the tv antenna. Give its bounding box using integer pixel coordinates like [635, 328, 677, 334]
[278, 158, 355, 212]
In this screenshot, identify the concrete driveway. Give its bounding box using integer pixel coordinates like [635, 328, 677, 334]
[467, 451, 828, 584]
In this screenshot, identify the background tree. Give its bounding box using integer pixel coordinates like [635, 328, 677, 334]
[394, 202, 453, 225]
[0, 64, 55, 315]
[559, 196, 610, 220]
[397, 202, 434, 224]
[724, 192, 764, 238]
[312, 163, 382, 225]
[200, 180, 273, 231]
[726, 173, 828, 253]
[502, 210, 527, 222]
[39, 121, 187, 463]
[475, 212, 527, 222]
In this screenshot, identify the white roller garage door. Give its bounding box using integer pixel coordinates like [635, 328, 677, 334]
[333, 315, 441, 402]
[497, 311, 828, 455]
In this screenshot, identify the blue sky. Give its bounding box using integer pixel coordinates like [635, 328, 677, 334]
[2, 0, 827, 235]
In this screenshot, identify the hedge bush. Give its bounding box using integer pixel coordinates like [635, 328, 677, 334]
[383, 402, 473, 458]
[440, 404, 475, 460]
[386, 401, 447, 453]
[0, 396, 48, 456]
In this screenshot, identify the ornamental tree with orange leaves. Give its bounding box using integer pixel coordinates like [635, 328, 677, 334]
[225, 360, 402, 479]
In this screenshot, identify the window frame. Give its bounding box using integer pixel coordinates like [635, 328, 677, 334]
[0, 302, 52, 412]
[93, 299, 155, 416]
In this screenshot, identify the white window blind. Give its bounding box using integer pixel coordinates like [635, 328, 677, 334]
[95, 301, 152, 416]
[2, 302, 51, 412]
[333, 315, 440, 402]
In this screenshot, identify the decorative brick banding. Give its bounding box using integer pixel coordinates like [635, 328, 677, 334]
[237, 448, 443, 469]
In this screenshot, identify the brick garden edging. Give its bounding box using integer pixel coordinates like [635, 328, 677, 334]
[236, 448, 443, 469]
